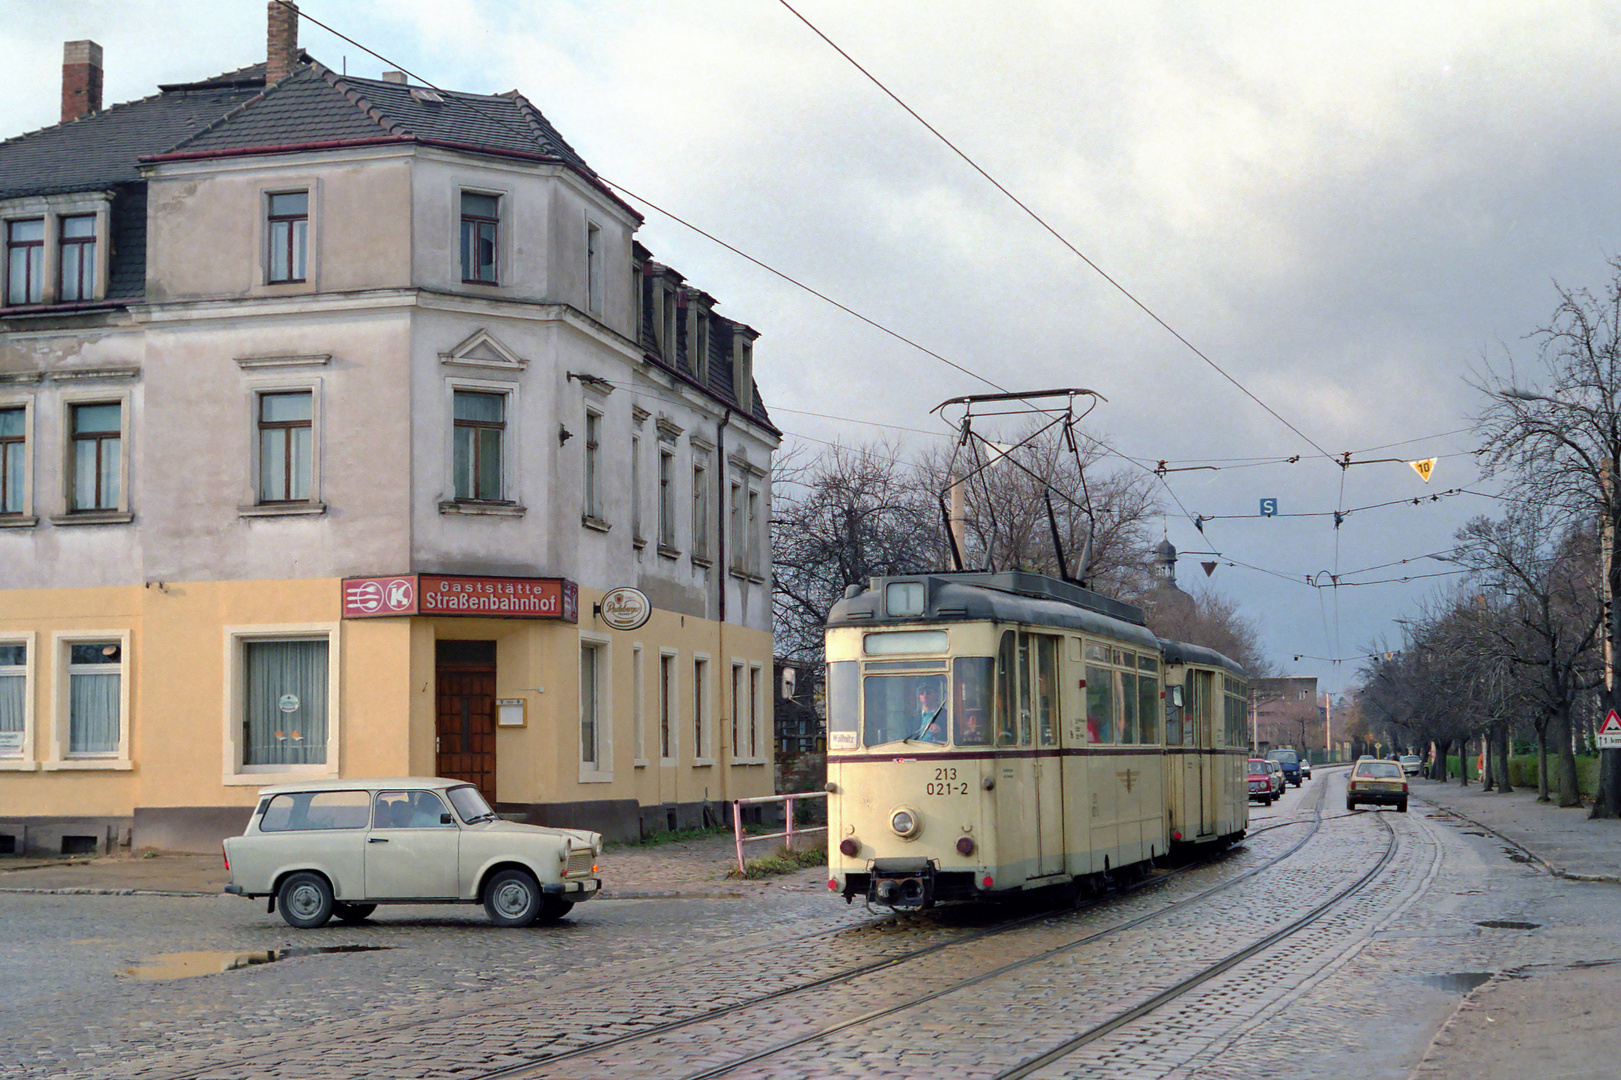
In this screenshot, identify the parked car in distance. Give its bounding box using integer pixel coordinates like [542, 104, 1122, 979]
[223, 777, 602, 929]
[1267, 749, 1303, 786]
[1264, 758, 1286, 798]
[1298, 757, 1312, 780]
[1248, 758, 1276, 804]
[1346, 758, 1408, 813]
[1399, 754, 1421, 776]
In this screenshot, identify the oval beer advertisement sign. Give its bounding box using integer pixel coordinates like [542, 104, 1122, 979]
[599, 586, 652, 631]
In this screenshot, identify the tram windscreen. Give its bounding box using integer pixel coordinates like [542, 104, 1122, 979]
[863, 671, 948, 746]
[826, 661, 858, 750]
[953, 657, 993, 746]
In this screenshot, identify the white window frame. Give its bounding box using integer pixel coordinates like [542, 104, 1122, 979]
[442, 378, 522, 513]
[56, 388, 132, 522]
[579, 633, 612, 782]
[221, 623, 341, 785]
[0, 395, 35, 524]
[0, 631, 37, 769]
[242, 379, 324, 516]
[44, 629, 131, 770]
[691, 451, 710, 566]
[657, 442, 678, 555]
[692, 653, 712, 766]
[659, 648, 679, 764]
[458, 186, 505, 287]
[731, 660, 746, 760]
[632, 642, 647, 766]
[750, 662, 765, 763]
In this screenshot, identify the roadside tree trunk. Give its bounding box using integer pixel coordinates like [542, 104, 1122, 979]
[1554, 706, 1582, 808]
[1494, 725, 1513, 793]
[1535, 727, 1551, 802]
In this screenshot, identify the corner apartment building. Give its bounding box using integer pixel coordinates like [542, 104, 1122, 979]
[0, 5, 779, 854]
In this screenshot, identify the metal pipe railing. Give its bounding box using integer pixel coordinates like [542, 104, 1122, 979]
[732, 791, 828, 874]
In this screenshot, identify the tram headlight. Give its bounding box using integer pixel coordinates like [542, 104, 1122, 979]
[890, 808, 921, 838]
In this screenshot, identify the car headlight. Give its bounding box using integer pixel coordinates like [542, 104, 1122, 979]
[890, 808, 921, 839]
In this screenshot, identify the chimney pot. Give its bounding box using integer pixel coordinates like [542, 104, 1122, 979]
[61, 40, 103, 124]
[266, 1, 299, 85]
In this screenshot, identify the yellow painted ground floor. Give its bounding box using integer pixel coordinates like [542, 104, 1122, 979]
[0, 576, 774, 854]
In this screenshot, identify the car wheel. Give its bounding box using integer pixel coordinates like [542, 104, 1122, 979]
[484, 869, 542, 927]
[278, 872, 334, 929]
[1398, 799, 1408, 813]
[537, 896, 575, 923]
[334, 902, 376, 924]
[1346, 798, 1357, 812]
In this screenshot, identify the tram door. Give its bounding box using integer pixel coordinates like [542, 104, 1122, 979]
[1024, 633, 1064, 877]
[1194, 670, 1217, 836]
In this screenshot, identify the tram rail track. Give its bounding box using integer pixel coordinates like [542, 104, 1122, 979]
[135, 799, 1329, 1080]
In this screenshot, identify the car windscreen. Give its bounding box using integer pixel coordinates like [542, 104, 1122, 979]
[447, 784, 495, 822]
[1269, 751, 1297, 763]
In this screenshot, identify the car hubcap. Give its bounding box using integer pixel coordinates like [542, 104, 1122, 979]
[494, 882, 531, 917]
[289, 885, 321, 918]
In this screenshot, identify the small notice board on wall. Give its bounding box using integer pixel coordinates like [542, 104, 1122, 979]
[497, 699, 527, 727]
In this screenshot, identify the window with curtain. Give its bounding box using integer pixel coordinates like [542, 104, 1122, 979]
[0, 406, 24, 515]
[5, 218, 44, 305]
[693, 657, 707, 759]
[580, 643, 600, 766]
[58, 215, 97, 301]
[67, 641, 120, 755]
[460, 192, 498, 283]
[243, 639, 328, 766]
[70, 402, 120, 511]
[452, 390, 504, 501]
[258, 391, 312, 502]
[0, 642, 24, 756]
[267, 191, 308, 283]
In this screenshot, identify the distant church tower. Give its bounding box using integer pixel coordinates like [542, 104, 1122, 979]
[1155, 538, 1179, 590]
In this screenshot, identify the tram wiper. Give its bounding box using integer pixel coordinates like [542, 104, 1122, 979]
[905, 702, 948, 744]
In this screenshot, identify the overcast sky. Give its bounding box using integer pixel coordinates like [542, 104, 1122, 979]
[7, 1, 1621, 694]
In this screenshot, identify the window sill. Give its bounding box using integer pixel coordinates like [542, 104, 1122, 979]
[50, 511, 134, 526]
[581, 515, 612, 533]
[632, 536, 647, 550]
[0, 515, 38, 529]
[41, 758, 133, 771]
[657, 544, 681, 560]
[0, 760, 40, 771]
[439, 499, 526, 518]
[732, 758, 768, 766]
[729, 567, 767, 584]
[223, 765, 337, 786]
[691, 555, 712, 569]
[578, 771, 614, 784]
[239, 502, 326, 518]
[633, 758, 649, 768]
[692, 758, 715, 768]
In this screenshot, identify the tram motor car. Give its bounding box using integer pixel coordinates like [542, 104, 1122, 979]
[825, 570, 1251, 909]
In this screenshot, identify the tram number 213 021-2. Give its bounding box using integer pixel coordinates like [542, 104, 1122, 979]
[926, 767, 970, 796]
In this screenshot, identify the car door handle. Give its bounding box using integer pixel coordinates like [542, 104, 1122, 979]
[368, 837, 390, 843]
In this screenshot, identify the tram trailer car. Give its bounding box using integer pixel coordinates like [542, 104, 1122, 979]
[825, 571, 1249, 908]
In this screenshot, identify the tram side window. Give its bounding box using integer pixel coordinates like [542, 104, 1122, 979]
[994, 631, 1022, 747]
[1119, 668, 1138, 744]
[953, 656, 994, 746]
[863, 670, 948, 747]
[1034, 635, 1058, 747]
[1138, 671, 1159, 744]
[1085, 664, 1113, 743]
[826, 661, 858, 750]
[1165, 675, 1183, 746]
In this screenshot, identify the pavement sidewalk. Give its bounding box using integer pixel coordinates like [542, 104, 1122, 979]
[1408, 775, 1621, 883]
[0, 830, 829, 899]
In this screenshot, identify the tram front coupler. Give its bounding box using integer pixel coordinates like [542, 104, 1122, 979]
[868, 858, 936, 909]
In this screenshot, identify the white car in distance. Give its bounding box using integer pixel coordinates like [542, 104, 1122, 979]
[223, 777, 601, 929]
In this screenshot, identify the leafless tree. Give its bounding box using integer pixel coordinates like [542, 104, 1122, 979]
[1474, 257, 1621, 815]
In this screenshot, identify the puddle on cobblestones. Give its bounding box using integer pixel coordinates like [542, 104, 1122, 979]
[1420, 972, 1494, 993]
[1477, 920, 1541, 930]
[122, 945, 391, 981]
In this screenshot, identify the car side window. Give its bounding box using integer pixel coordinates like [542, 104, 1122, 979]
[374, 790, 452, 828]
[259, 790, 370, 831]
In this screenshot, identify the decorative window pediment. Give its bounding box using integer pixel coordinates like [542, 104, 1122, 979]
[438, 329, 528, 371]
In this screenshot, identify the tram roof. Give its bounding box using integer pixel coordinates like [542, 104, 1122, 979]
[1157, 638, 1246, 679]
[827, 570, 1159, 650]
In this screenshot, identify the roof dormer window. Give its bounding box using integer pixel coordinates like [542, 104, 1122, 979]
[5, 219, 44, 306]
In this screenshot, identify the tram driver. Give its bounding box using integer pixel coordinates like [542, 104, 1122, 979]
[916, 683, 948, 743]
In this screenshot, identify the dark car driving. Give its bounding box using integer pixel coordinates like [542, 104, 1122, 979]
[1267, 749, 1302, 786]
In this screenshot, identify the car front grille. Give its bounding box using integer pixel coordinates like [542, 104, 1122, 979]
[566, 849, 595, 877]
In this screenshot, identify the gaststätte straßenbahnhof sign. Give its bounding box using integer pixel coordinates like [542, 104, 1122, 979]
[342, 574, 579, 623]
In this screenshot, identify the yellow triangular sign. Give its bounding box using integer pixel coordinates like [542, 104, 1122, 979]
[1409, 458, 1436, 483]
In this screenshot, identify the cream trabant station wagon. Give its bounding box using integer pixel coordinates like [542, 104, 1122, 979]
[223, 778, 602, 929]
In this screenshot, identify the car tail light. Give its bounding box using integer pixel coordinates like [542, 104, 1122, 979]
[221, 844, 229, 871]
[839, 837, 860, 857]
[955, 836, 975, 856]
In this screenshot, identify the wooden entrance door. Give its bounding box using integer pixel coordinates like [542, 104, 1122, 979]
[435, 641, 497, 804]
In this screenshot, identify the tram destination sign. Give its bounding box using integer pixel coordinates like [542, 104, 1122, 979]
[343, 574, 579, 623]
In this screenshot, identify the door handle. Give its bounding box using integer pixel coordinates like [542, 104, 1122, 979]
[368, 837, 390, 843]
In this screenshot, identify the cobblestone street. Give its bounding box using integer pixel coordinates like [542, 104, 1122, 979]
[7, 771, 1621, 1080]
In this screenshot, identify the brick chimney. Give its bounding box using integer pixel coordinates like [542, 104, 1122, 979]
[266, 0, 299, 84]
[61, 40, 103, 123]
